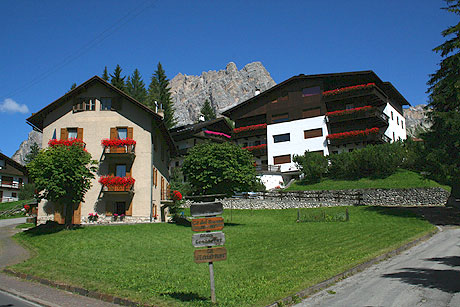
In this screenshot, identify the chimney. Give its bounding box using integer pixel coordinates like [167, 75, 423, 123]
[199, 115, 205, 122]
[255, 88, 261, 95]
[157, 109, 164, 119]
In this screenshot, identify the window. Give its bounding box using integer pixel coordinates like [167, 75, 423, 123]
[0, 160, 5, 169]
[273, 133, 290, 143]
[116, 165, 127, 177]
[12, 192, 17, 198]
[304, 128, 323, 139]
[117, 127, 127, 139]
[101, 98, 112, 110]
[391, 111, 394, 120]
[67, 128, 78, 139]
[397, 116, 399, 125]
[346, 104, 354, 110]
[85, 99, 95, 111]
[175, 161, 179, 167]
[272, 113, 289, 123]
[393, 132, 395, 141]
[274, 154, 291, 165]
[401, 121, 404, 129]
[302, 86, 321, 97]
[302, 108, 321, 119]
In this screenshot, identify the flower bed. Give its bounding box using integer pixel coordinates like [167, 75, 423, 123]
[233, 123, 267, 134]
[48, 139, 85, 147]
[323, 83, 376, 96]
[326, 106, 373, 117]
[101, 138, 136, 147]
[327, 128, 379, 140]
[242, 144, 267, 151]
[99, 176, 135, 187]
[204, 130, 231, 139]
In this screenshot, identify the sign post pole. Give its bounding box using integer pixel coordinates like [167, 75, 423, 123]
[209, 261, 216, 303]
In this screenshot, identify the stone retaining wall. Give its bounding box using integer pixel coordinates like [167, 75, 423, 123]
[184, 188, 449, 209]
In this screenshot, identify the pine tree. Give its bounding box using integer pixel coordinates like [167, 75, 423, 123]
[200, 99, 216, 121]
[110, 64, 126, 92]
[423, 0, 460, 199]
[24, 142, 40, 165]
[126, 68, 147, 103]
[102, 66, 109, 81]
[70, 83, 77, 91]
[147, 62, 176, 128]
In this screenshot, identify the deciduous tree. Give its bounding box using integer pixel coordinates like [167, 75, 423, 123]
[27, 140, 98, 228]
[182, 142, 258, 195]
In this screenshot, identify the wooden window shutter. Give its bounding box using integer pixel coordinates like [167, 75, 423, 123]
[166, 184, 171, 200]
[302, 108, 321, 119]
[155, 169, 158, 187]
[126, 165, 132, 177]
[273, 154, 291, 165]
[106, 202, 113, 216]
[108, 164, 115, 177]
[304, 128, 323, 139]
[126, 199, 133, 216]
[127, 127, 133, 139]
[72, 202, 81, 225]
[110, 127, 117, 140]
[161, 177, 165, 200]
[54, 204, 64, 224]
[77, 128, 83, 141]
[152, 167, 156, 187]
[60, 128, 68, 140]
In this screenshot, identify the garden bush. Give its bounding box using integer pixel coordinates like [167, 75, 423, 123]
[293, 151, 328, 183]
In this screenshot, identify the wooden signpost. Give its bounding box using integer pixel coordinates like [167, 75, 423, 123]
[190, 202, 226, 303]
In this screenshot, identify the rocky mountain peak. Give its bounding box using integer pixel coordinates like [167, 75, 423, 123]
[169, 61, 276, 126]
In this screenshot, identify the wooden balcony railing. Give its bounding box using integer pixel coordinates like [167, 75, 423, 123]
[103, 144, 135, 155]
[327, 107, 389, 126]
[0, 182, 23, 189]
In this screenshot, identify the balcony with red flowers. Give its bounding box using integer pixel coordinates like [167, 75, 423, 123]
[233, 123, 267, 139]
[99, 176, 135, 193]
[326, 106, 389, 127]
[101, 138, 136, 158]
[242, 144, 267, 156]
[322, 83, 387, 107]
[326, 127, 391, 146]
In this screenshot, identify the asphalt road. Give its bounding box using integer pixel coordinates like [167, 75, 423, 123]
[295, 227, 460, 307]
[0, 289, 42, 307]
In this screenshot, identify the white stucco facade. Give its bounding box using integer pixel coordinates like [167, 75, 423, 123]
[267, 116, 329, 173]
[383, 102, 407, 142]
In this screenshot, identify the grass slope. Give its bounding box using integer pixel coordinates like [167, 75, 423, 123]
[12, 207, 434, 306]
[0, 199, 33, 219]
[286, 169, 451, 192]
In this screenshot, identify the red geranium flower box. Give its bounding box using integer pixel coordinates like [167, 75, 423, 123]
[326, 106, 373, 117]
[48, 139, 85, 147]
[233, 124, 267, 134]
[327, 128, 380, 140]
[323, 83, 376, 96]
[99, 176, 135, 191]
[242, 144, 267, 151]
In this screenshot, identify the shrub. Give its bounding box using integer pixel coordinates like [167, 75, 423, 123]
[19, 183, 36, 200]
[328, 142, 405, 180]
[293, 151, 328, 183]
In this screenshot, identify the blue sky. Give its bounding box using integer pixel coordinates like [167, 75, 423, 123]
[0, 0, 456, 157]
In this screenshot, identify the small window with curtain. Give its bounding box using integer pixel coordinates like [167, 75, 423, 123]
[302, 86, 321, 97]
[273, 133, 290, 143]
[117, 127, 127, 139]
[67, 128, 78, 139]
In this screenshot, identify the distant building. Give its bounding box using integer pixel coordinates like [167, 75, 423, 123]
[0, 153, 28, 202]
[27, 76, 176, 224]
[169, 117, 233, 181]
[223, 71, 408, 189]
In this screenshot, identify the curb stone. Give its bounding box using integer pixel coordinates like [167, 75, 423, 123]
[265, 228, 439, 307]
[1, 269, 152, 307]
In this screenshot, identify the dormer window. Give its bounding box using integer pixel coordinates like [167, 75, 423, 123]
[0, 159, 5, 169]
[73, 98, 95, 112]
[101, 98, 112, 111]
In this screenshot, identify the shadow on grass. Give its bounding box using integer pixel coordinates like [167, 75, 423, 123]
[23, 221, 82, 236]
[364, 206, 460, 226]
[382, 255, 460, 293]
[172, 217, 244, 228]
[160, 291, 208, 302]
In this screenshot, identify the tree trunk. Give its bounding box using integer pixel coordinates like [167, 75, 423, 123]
[64, 202, 73, 229]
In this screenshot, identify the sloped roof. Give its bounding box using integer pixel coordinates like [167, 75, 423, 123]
[222, 70, 409, 116]
[26, 76, 176, 153]
[0, 152, 27, 174]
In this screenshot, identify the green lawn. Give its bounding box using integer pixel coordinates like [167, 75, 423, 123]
[0, 199, 33, 219]
[286, 169, 451, 192]
[12, 207, 434, 306]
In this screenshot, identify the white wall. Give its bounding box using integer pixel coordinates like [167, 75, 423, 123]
[258, 174, 285, 190]
[383, 103, 407, 141]
[267, 116, 329, 173]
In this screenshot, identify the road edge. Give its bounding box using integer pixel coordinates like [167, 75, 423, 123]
[266, 228, 439, 307]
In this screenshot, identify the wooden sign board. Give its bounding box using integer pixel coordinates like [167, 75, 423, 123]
[192, 231, 225, 247]
[191, 217, 224, 232]
[194, 247, 227, 263]
[190, 202, 223, 217]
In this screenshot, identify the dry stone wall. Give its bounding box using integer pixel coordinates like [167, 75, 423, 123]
[184, 188, 449, 209]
